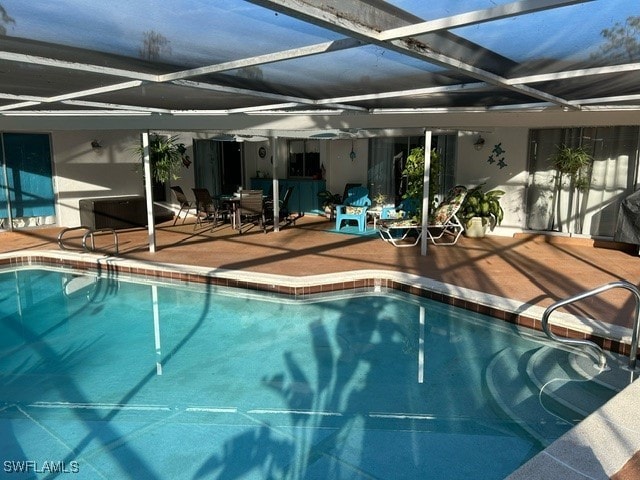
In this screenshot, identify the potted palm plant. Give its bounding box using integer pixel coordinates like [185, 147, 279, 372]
[135, 134, 189, 200]
[459, 184, 505, 237]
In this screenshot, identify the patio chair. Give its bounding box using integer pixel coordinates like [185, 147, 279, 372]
[426, 185, 467, 245]
[237, 189, 266, 234]
[264, 186, 297, 229]
[380, 197, 421, 221]
[335, 186, 371, 232]
[192, 188, 229, 230]
[341, 183, 362, 203]
[170, 186, 196, 225]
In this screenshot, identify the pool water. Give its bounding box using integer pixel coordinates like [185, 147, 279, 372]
[0, 269, 620, 479]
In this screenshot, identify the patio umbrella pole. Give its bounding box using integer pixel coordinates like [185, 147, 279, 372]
[141, 131, 156, 253]
[421, 130, 432, 256]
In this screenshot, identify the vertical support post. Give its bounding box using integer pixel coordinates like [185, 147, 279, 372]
[141, 131, 156, 253]
[271, 136, 280, 232]
[421, 130, 432, 256]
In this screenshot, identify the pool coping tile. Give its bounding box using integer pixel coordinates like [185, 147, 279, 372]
[0, 249, 634, 355]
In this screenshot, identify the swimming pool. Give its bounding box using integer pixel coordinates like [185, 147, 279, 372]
[0, 267, 626, 479]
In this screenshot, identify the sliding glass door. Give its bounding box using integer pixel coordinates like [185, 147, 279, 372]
[526, 127, 639, 237]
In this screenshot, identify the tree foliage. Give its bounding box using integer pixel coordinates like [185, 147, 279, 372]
[0, 5, 15, 35]
[139, 30, 171, 61]
[592, 15, 640, 63]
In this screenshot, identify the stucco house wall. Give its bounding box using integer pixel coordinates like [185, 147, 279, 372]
[41, 126, 637, 238]
[455, 128, 530, 237]
[52, 131, 196, 227]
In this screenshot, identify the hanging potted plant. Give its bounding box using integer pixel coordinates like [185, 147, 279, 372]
[549, 144, 592, 233]
[459, 184, 505, 237]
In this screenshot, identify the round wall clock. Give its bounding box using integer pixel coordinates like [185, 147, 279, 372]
[258, 146, 267, 158]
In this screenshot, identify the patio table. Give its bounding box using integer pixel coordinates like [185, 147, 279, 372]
[218, 192, 269, 231]
[366, 206, 383, 229]
[378, 218, 422, 247]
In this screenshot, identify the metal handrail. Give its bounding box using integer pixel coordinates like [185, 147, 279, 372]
[82, 228, 119, 254]
[57, 226, 92, 251]
[542, 280, 640, 371]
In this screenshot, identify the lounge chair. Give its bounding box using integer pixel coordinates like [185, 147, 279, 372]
[378, 197, 422, 247]
[170, 186, 196, 225]
[426, 185, 467, 245]
[335, 186, 371, 232]
[380, 197, 421, 221]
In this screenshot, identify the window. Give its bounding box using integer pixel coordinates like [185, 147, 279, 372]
[288, 140, 320, 178]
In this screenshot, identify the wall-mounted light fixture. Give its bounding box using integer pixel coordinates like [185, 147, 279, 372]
[91, 139, 102, 149]
[473, 135, 485, 151]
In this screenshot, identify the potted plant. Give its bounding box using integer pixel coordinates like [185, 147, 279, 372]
[549, 144, 592, 233]
[459, 184, 505, 237]
[134, 134, 189, 201]
[373, 192, 390, 208]
[317, 190, 342, 218]
[402, 146, 441, 217]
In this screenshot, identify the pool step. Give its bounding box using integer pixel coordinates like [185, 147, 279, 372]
[485, 345, 637, 447]
[485, 348, 574, 447]
[526, 346, 635, 421]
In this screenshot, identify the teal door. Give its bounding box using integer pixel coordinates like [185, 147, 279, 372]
[0, 133, 55, 221]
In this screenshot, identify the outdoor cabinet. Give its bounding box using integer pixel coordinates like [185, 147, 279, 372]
[79, 196, 147, 230]
[250, 178, 325, 214]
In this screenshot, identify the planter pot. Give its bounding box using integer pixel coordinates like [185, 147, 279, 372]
[464, 216, 489, 238]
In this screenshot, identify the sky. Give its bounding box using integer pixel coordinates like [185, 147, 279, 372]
[1, 0, 637, 70]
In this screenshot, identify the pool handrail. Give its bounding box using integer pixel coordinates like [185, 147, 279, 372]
[57, 226, 92, 251]
[541, 280, 640, 371]
[82, 228, 119, 254]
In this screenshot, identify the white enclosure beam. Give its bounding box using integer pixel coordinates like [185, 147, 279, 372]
[271, 136, 280, 232]
[378, 0, 594, 40]
[159, 38, 362, 82]
[421, 130, 432, 256]
[141, 131, 156, 253]
[247, 0, 579, 109]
